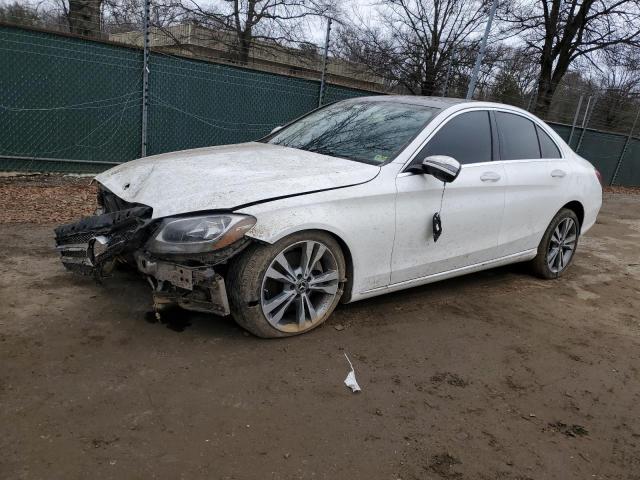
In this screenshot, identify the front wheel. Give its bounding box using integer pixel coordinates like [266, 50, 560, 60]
[227, 231, 346, 338]
[531, 208, 580, 279]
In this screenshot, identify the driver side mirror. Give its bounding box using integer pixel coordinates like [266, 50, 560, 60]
[419, 155, 461, 183]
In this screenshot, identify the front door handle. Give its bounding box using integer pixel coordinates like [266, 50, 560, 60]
[551, 169, 566, 178]
[480, 171, 501, 182]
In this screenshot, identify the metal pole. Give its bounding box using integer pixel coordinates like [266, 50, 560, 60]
[318, 17, 332, 107]
[141, 0, 151, 157]
[567, 94, 584, 148]
[466, 0, 498, 100]
[575, 96, 594, 154]
[441, 48, 455, 97]
[611, 109, 640, 186]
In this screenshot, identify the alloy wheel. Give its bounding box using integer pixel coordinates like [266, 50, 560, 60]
[547, 217, 578, 274]
[261, 240, 340, 333]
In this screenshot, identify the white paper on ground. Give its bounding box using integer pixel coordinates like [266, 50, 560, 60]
[343, 353, 361, 392]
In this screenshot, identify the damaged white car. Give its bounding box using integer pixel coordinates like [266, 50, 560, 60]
[55, 96, 602, 337]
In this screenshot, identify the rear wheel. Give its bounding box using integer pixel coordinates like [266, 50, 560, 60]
[227, 231, 345, 338]
[531, 208, 580, 279]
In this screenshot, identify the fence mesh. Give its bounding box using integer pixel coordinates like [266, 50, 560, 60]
[0, 23, 639, 185]
[147, 51, 322, 155]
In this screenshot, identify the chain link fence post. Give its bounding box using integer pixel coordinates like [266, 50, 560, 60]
[575, 95, 594, 154]
[140, 0, 151, 157]
[610, 109, 640, 186]
[567, 94, 584, 149]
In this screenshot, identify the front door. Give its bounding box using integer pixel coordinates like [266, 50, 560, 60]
[391, 110, 506, 283]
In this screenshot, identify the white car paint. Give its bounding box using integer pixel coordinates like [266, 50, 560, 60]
[95, 98, 602, 303]
[95, 142, 380, 219]
[239, 100, 602, 301]
[392, 161, 507, 283]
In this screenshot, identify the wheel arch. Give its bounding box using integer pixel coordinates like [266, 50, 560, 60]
[561, 200, 585, 230]
[323, 230, 355, 303]
[247, 225, 356, 303]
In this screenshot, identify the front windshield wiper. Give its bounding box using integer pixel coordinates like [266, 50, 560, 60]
[274, 142, 376, 165]
[304, 146, 339, 157]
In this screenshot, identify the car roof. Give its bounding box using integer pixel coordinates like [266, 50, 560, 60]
[341, 95, 543, 120]
[342, 95, 471, 109]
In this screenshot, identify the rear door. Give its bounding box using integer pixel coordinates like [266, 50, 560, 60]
[391, 110, 506, 283]
[495, 111, 572, 254]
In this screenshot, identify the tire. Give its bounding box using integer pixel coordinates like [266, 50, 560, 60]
[530, 208, 580, 279]
[227, 231, 346, 338]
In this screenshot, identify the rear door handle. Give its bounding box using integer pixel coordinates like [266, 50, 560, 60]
[551, 169, 566, 178]
[480, 172, 501, 182]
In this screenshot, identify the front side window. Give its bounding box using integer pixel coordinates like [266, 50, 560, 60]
[416, 110, 493, 165]
[495, 112, 541, 160]
[266, 101, 440, 165]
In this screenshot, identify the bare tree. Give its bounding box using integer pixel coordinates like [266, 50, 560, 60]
[591, 45, 640, 130]
[101, 0, 182, 33]
[0, 2, 42, 26]
[484, 45, 538, 104]
[166, 0, 336, 64]
[335, 0, 489, 96]
[502, 0, 640, 116]
[67, 0, 104, 37]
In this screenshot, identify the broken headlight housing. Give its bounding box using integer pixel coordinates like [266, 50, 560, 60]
[147, 214, 256, 254]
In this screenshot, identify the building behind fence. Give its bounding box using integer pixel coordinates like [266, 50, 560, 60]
[1, 22, 639, 186]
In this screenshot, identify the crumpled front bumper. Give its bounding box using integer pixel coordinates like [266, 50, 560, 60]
[54, 205, 153, 278]
[54, 191, 240, 317]
[135, 252, 230, 316]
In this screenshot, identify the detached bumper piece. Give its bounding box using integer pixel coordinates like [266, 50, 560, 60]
[136, 253, 231, 316]
[54, 206, 152, 279]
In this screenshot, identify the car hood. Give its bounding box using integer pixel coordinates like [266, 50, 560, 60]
[95, 142, 380, 219]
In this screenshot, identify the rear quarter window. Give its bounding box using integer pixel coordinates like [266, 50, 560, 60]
[536, 125, 562, 159]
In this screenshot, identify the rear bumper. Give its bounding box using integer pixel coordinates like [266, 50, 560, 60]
[581, 190, 602, 236]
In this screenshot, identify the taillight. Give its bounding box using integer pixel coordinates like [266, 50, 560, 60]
[595, 169, 604, 188]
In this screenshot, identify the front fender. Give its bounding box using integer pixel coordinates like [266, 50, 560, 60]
[235, 178, 397, 297]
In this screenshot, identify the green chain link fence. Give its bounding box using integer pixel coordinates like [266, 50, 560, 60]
[547, 122, 640, 185]
[1, 24, 639, 185]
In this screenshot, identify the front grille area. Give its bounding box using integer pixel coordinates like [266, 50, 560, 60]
[59, 232, 94, 245]
[60, 248, 88, 258]
[55, 198, 153, 277]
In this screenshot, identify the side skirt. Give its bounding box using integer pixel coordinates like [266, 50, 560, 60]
[351, 249, 537, 302]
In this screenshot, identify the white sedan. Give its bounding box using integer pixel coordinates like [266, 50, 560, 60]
[55, 96, 602, 337]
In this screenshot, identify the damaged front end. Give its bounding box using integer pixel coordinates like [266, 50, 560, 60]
[55, 186, 254, 317]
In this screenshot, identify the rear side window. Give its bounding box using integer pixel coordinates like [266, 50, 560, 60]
[495, 112, 541, 160]
[417, 111, 493, 165]
[536, 125, 562, 158]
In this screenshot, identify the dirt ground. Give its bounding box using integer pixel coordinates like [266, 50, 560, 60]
[1, 175, 640, 480]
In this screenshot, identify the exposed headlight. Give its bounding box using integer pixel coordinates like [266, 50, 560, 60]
[147, 214, 256, 254]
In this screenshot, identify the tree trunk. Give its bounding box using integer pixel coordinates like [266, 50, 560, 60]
[68, 0, 103, 38]
[234, 31, 252, 64]
[533, 74, 555, 117]
[534, 49, 573, 118]
[419, 60, 438, 96]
